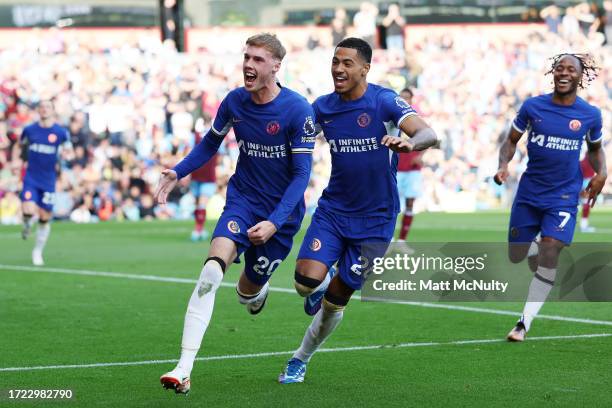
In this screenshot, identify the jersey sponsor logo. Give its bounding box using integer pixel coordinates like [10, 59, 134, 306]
[238, 140, 287, 158]
[266, 120, 281, 135]
[569, 120, 582, 131]
[529, 133, 580, 151]
[227, 220, 240, 234]
[328, 137, 379, 153]
[303, 116, 316, 136]
[530, 134, 545, 146]
[309, 238, 322, 251]
[48, 133, 57, 143]
[29, 143, 57, 154]
[357, 113, 371, 128]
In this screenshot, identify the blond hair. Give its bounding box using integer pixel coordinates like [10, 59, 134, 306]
[246, 33, 286, 61]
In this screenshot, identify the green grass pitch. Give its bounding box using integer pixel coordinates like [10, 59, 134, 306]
[1, 211, 611, 407]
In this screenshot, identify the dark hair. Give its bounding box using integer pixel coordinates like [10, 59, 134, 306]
[335, 37, 372, 64]
[400, 87, 413, 98]
[546, 53, 599, 89]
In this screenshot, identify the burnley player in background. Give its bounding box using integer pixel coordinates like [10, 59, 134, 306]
[278, 38, 437, 384]
[154, 33, 316, 394]
[396, 88, 424, 248]
[190, 115, 218, 242]
[494, 54, 606, 342]
[20, 99, 72, 266]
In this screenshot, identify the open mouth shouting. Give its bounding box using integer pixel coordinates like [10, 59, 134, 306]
[333, 73, 348, 89]
[244, 71, 257, 88]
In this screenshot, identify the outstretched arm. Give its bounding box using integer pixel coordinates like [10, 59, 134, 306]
[585, 141, 607, 208]
[381, 115, 437, 153]
[173, 130, 224, 179]
[494, 127, 524, 185]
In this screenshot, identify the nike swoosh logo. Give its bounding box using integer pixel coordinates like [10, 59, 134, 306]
[232, 118, 243, 123]
[324, 120, 333, 124]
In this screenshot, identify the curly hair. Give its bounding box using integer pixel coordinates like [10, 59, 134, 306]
[546, 53, 599, 89]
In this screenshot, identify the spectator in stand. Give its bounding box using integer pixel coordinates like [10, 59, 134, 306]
[382, 3, 405, 52]
[605, 1, 612, 45]
[540, 5, 562, 35]
[139, 193, 155, 220]
[576, 2, 597, 38]
[0, 191, 20, 224]
[562, 6, 581, 42]
[353, 2, 379, 49]
[68, 112, 90, 150]
[0, 25, 610, 221]
[331, 8, 349, 45]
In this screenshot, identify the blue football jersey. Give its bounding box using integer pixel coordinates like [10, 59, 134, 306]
[513, 93, 603, 207]
[211, 86, 316, 218]
[22, 122, 69, 188]
[314, 83, 418, 217]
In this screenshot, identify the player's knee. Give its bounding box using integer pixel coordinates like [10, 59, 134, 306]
[197, 257, 226, 295]
[508, 245, 528, 264]
[322, 292, 349, 313]
[294, 271, 322, 297]
[508, 252, 525, 264]
[538, 239, 564, 267]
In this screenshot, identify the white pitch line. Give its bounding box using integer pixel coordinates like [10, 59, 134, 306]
[371, 300, 612, 327]
[2, 264, 612, 327]
[1, 333, 610, 373]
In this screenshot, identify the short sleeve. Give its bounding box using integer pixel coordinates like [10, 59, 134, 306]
[512, 100, 531, 133]
[379, 90, 418, 127]
[586, 108, 603, 143]
[289, 101, 316, 154]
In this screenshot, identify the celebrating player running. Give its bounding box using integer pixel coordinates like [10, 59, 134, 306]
[155, 33, 316, 394]
[278, 38, 438, 384]
[494, 53, 607, 341]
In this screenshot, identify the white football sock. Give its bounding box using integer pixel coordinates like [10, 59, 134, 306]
[527, 239, 539, 257]
[580, 218, 588, 229]
[521, 266, 556, 332]
[34, 222, 51, 252]
[177, 259, 224, 375]
[293, 305, 343, 363]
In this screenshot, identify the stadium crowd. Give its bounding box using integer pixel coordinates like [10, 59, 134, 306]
[0, 9, 611, 224]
